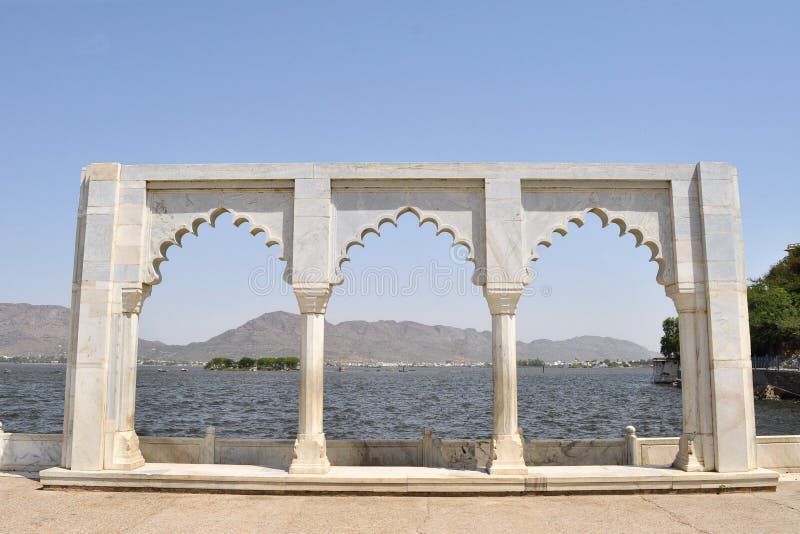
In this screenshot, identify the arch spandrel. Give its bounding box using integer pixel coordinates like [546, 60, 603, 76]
[144, 189, 293, 286]
[330, 188, 485, 285]
[521, 186, 676, 286]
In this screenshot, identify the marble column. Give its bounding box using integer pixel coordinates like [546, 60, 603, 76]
[105, 287, 147, 470]
[289, 284, 331, 474]
[696, 162, 757, 472]
[484, 286, 527, 475]
[670, 291, 704, 471]
[63, 165, 120, 470]
[693, 300, 716, 470]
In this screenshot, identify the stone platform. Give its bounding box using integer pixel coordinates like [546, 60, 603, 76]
[39, 464, 779, 494]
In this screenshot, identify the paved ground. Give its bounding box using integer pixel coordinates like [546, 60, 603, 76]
[2, 472, 799, 533]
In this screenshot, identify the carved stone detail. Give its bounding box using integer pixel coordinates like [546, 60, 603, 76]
[487, 432, 527, 475]
[294, 284, 332, 314]
[673, 434, 704, 472]
[667, 289, 697, 314]
[523, 192, 675, 286]
[121, 287, 149, 315]
[483, 284, 523, 315]
[333, 204, 479, 285]
[109, 430, 145, 470]
[144, 191, 291, 286]
[289, 433, 330, 474]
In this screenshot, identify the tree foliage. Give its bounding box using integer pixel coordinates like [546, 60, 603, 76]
[748, 245, 800, 360]
[203, 356, 300, 370]
[748, 281, 800, 358]
[662, 246, 800, 363]
[238, 357, 256, 369]
[761, 245, 800, 296]
[660, 317, 680, 360]
[518, 358, 547, 367]
[204, 357, 235, 370]
[257, 357, 300, 370]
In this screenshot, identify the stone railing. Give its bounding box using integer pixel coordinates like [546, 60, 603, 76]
[0, 431, 62, 471]
[2, 425, 799, 472]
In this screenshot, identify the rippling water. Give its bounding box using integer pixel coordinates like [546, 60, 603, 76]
[1, 364, 798, 439]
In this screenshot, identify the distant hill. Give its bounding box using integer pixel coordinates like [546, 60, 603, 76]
[0, 303, 657, 363]
[0, 303, 70, 358]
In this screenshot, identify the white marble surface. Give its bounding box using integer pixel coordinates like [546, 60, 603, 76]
[6, 433, 800, 474]
[62, 161, 757, 479]
[39, 463, 779, 493]
[0, 434, 61, 471]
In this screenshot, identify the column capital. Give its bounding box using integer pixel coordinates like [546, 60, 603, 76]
[121, 286, 150, 314]
[665, 283, 707, 314]
[483, 284, 523, 315]
[294, 283, 332, 314]
[669, 291, 697, 314]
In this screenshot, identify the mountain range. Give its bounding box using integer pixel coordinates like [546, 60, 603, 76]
[0, 303, 658, 364]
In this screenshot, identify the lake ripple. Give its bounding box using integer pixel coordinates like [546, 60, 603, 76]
[1, 364, 798, 439]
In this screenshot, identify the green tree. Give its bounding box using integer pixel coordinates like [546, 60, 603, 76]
[256, 357, 300, 370]
[518, 358, 546, 367]
[660, 317, 680, 360]
[748, 245, 800, 362]
[238, 357, 256, 369]
[760, 245, 800, 296]
[204, 357, 234, 370]
[748, 281, 800, 359]
[256, 357, 275, 370]
[659, 246, 800, 364]
[280, 356, 300, 370]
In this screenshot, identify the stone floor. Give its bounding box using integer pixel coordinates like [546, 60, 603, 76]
[3, 472, 799, 533]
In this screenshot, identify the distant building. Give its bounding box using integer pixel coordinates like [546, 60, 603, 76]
[651, 357, 680, 384]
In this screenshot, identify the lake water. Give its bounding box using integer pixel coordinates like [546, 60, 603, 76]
[1, 364, 798, 439]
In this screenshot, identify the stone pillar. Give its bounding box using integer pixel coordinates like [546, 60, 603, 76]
[63, 164, 121, 470]
[63, 163, 149, 471]
[484, 285, 527, 475]
[201, 426, 216, 464]
[693, 299, 716, 470]
[624, 426, 641, 466]
[697, 162, 757, 472]
[670, 291, 704, 471]
[422, 428, 433, 467]
[289, 284, 331, 474]
[105, 287, 147, 470]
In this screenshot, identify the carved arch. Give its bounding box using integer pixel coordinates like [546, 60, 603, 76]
[527, 207, 671, 286]
[332, 206, 477, 285]
[145, 207, 285, 286]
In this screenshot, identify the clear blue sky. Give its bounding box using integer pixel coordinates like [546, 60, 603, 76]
[1, 1, 797, 351]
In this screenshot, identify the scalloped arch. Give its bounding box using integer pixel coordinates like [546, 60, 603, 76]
[146, 207, 284, 286]
[333, 206, 476, 284]
[527, 207, 670, 286]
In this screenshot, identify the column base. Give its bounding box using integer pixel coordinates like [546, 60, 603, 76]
[289, 433, 330, 474]
[107, 430, 145, 470]
[673, 434, 704, 472]
[487, 433, 527, 475]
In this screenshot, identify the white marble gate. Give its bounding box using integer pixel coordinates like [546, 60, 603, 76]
[63, 162, 756, 475]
